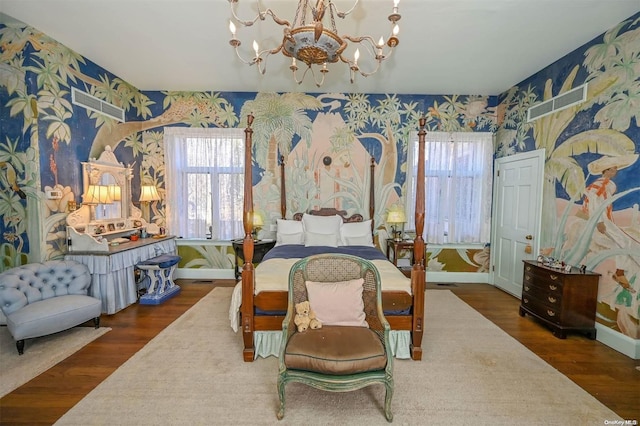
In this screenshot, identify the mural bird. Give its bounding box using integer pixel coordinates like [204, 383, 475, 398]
[0, 162, 26, 199]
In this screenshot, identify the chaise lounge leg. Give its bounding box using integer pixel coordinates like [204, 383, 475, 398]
[93, 316, 100, 328]
[16, 339, 24, 355]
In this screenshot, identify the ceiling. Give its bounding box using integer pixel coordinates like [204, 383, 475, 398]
[2, 0, 639, 95]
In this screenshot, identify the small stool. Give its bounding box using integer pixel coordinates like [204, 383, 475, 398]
[136, 254, 181, 305]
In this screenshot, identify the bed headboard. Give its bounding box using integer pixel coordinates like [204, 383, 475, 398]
[292, 208, 364, 223]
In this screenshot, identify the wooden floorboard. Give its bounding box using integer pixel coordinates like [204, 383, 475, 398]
[449, 283, 640, 421]
[0, 281, 638, 424]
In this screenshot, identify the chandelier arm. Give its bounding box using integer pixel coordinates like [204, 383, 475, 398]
[232, 43, 282, 74]
[229, 2, 263, 27]
[356, 59, 382, 78]
[338, 52, 382, 80]
[329, 0, 360, 19]
[343, 33, 398, 61]
[342, 35, 378, 55]
[234, 47, 257, 65]
[229, 2, 291, 28]
[291, 63, 327, 88]
[262, 9, 292, 28]
[254, 44, 285, 75]
[341, 35, 383, 63]
[308, 65, 327, 88]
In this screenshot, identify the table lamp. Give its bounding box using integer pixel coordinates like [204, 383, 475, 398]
[386, 209, 406, 242]
[83, 184, 112, 221]
[139, 184, 160, 223]
[252, 213, 264, 240]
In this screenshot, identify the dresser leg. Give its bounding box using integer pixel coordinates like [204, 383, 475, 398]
[518, 306, 526, 317]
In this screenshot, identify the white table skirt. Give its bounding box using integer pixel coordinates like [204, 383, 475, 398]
[66, 239, 177, 314]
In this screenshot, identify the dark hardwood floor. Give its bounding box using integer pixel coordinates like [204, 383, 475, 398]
[1, 281, 638, 424]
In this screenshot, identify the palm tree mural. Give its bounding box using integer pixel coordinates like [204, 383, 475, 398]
[533, 17, 639, 249]
[238, 92, 322, 217]
[239, 92, 322, 170]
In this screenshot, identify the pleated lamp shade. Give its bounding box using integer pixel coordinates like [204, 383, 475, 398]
[84, 184, 113, 205]
[139, 185, 160, 202]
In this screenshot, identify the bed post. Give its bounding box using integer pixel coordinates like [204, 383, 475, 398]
[411, 117, 427, 361]
[280, 155, 286, 219]
[369, 157, 375, 231]
[241, 113, 256, 362]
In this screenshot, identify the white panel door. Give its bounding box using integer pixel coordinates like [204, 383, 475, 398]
[491, 150, 544, 297]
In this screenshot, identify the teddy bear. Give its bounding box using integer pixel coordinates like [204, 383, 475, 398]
[294, 300, 322, 332]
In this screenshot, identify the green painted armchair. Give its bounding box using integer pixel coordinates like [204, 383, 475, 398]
[277, 253, 394, 422]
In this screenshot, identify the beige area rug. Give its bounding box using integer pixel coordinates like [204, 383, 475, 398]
[55, 288, 621, 425]
[0, 325, 110, 397]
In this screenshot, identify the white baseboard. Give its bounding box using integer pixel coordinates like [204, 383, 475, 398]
[426, 271, 489, 284]
[595, 324, 640, 359]
[174, 268, 235, 280]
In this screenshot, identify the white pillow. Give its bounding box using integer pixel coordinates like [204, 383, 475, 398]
[340, 220, 373, 246]
[343, 235, 374, 246]
[278, 232, 305, 245]
[306, 278, 368, 327]
[302, 213, 342, 246]
[304, 231, 338, 247]
[276, 219, 304, 246]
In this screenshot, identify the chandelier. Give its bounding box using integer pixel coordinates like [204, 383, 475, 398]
[228, 0, 401, 87]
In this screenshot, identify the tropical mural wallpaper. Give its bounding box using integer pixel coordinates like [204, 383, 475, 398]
[497, 14, 640, 342]
[0, 10, 638, 352]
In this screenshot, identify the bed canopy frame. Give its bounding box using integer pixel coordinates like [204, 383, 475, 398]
[240, 114, 426, 362]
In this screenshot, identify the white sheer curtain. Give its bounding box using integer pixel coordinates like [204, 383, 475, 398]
[164, 127, 245, 240]
[406, 131, 493, 244]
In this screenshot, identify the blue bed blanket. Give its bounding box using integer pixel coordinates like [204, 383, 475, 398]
[262, 244, 388, 262]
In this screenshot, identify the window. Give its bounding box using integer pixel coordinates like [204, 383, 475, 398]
[164, 127, 245, 240]
[406, 132, 493, 244]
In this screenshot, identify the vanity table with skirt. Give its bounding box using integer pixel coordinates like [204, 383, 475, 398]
[65, 236, 177, 314]
[65, 146, 170, 314]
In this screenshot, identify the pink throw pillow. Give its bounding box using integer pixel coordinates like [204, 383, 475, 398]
[305, 278, 368, 327]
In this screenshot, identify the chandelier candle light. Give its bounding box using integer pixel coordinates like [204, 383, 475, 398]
[228, 0, 401, 87]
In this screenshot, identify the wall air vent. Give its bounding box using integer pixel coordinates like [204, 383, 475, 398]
[527, 83, 587, 122]
[72, 87, 125, 122]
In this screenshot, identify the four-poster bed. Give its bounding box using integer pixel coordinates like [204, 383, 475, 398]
[235, 114, 426, 362]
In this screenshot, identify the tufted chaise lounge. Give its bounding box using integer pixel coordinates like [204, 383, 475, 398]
[0, 260, 102, 355]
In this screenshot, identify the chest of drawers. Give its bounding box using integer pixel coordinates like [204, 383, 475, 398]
[519, 260, 599, 339]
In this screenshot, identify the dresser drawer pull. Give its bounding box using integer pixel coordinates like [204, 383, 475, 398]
[546, 310, 555, 317]
[548, 296, 557, 303]
[549, 284, 557, 291]
[524, 285, 530, 292]
[526, 266, 531, 271]
[525, 276, 531, 281]
[523, 298, 529, 304]
[549, 274, 559, 281]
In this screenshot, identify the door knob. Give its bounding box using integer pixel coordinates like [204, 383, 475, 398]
[525, 234, 533, 240]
